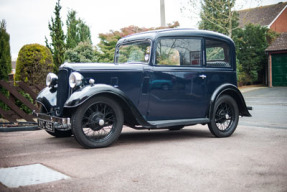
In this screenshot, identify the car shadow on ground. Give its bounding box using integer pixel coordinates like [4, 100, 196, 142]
[117, 127, 214, 146]
[43, 126, 234, 149]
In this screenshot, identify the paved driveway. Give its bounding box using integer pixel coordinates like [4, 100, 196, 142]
[0, 87, 286, 192]
[241, 87, 287, 129]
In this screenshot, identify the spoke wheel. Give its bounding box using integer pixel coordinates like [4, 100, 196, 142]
[208, 95, 239, 137]
[72, 96, 123, 148]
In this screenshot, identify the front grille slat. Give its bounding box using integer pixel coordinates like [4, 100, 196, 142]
[57, 69, 70, 115]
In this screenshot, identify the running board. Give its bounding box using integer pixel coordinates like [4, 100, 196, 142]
[147, 118, 210, 128]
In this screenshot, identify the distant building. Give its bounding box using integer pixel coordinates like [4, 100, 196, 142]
[238, 2, 287, 87]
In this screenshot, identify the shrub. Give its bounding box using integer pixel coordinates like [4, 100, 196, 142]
[15, 44, 54, 86]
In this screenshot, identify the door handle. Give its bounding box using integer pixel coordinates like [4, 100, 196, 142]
[199, 74, 207, 79]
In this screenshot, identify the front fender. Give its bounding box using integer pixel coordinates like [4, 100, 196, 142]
[64, 84, 126, 108]
[36, 87, 57, 112]
[64, 84, 152, 127]
[209, 84, 252, 117]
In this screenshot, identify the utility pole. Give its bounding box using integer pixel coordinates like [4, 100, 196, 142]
[160, 0, 166, 27]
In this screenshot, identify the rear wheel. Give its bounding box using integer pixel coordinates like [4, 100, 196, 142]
[72, 96, 123, 148]
[208, 95, 239, 137]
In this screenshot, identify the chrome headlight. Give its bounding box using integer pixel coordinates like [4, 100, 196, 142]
[46, 73, 58, 87]
[69, 72, 83, 88]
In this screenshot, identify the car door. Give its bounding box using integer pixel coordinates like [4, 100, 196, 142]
[146, 37, 209, 121]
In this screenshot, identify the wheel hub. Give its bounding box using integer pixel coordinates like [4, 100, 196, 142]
[89, 112, 105, 131]
[98, 119, 105, 126]
[216, 109, 227, 123]
[225, 113, 230, 120]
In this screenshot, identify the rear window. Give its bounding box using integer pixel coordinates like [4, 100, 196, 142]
[206, 39, 231, 68]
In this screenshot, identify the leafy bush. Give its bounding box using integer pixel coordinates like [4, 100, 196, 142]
[15, 44, 54, 86]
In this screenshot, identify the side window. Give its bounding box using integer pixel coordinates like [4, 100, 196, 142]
[156, 38, 201, 66]
[116, 41, 151, 64]
[206, 39, 231, 68]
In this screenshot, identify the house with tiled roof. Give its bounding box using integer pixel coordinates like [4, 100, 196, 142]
[238, 2, 287, 87]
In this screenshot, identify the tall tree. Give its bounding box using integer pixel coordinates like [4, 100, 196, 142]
[199, 0, 239, 37]
[0, 20, 11, 80]
[66, 10, 92, 49]
[66, 10, 79, 49]
[45, 0, 65, 72]
[78, 19, 92, 43]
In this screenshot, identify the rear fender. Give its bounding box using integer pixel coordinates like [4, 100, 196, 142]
[209, 84, 251, 118]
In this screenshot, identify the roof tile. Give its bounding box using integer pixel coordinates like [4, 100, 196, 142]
[238, 2, 287, 28]
[266, 32, 287, 51]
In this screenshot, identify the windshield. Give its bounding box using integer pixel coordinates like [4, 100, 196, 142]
[115, 41, 151, 64]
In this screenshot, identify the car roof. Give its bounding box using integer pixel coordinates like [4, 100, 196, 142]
[117, 28, 234, 45]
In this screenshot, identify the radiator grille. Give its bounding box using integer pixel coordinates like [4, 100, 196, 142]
[57, 69, 70, 115]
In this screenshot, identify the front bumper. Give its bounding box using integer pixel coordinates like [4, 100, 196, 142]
[33, 111, 71, 131]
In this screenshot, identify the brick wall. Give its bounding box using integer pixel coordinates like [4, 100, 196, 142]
[270, 7, 287, 33]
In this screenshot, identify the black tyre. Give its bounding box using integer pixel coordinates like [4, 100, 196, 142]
[40, 106, 72, 138]
[208, 95, 239, 137]
[72, 96, 123, 148]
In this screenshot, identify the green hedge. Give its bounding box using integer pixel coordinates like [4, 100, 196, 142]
[15, 44, 54, 86]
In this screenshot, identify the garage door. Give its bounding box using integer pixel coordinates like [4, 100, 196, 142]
[272, 53, 287, 86]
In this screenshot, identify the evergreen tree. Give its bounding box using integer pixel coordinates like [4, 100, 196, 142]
[46, 0, 65, 72]
[66, 10, 79, 49]
[65, 41, 95, 63]
[66, 10, 92, 49]
[0, 20, 11, 80]
[78, 19, 91, 44]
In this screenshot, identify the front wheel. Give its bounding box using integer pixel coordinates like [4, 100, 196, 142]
[72, 96, 123, 148]
[208, 95, 239, 137]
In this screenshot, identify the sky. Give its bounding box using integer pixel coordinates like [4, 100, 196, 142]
[0, 0, 285, 60]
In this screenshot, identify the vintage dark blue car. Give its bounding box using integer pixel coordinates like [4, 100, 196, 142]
[34, 28, 251, 148]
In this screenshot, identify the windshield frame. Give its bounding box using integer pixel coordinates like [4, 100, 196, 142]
[114, 39, 152, 65]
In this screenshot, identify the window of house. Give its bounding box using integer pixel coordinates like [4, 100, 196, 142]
[206, 39, 231, 68]
[156, 38, 202, 66]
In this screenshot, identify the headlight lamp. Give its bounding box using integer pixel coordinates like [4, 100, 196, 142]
[46, 73, 58, 87]
[69, 72, 83, 88]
